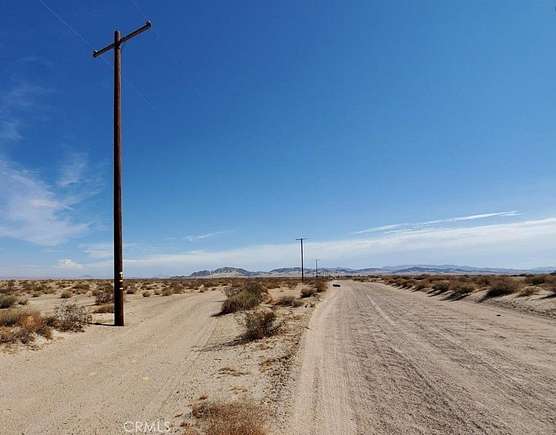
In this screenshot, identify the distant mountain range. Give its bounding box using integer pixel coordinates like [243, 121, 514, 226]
[171, 264, 556, 278]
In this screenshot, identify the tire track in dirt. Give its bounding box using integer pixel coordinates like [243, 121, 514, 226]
[0, 291, 223, 435]
[286, 281, 556, 434]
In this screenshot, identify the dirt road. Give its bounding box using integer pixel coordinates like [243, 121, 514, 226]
[0, 291, 224, 434]
[288, 281, 556, 434]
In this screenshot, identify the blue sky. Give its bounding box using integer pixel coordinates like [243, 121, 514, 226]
[2, 1, 556, 277]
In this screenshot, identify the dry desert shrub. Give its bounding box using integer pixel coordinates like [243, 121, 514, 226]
[315, 280, 327, 293]
[482, 278, 519, 300]
[448, 280, 475, 297]
[220, 281, 267, 315]
[300, 286, 316, 298]
[0, 309, 24, 327]
[0, 295, 18, 308]
[94, 288, 113, 305]
[60, 289, 73, 299]
[274, 295, 302, 307]
[243, 309, 277, 341]
[51, 303, 91, 331]
[0, 285, 14, 296]
[191, 400, 267, 435]
[541, 275, 556, 293]
[525, 275, 546, 286]
[431, 281, 450, 293]
[142, 290, 151, 297]
[0, 309, 52, 344]
[223, 286, 240, 298]
[474, 275, 494, 287]
[517, 286, 540, 297]
[73, 282, 90, 293]
[169, 282, 184, 294]
[414, 280, 430, 291]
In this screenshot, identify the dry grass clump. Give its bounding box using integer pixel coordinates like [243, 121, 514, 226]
[541, 275, 556, 294]
[274, 295, 302, 307]
[525, 275, 546, 286]
[142, 290, 151, 297]
[0, 287, 14, 296]
[517, 286, 540, 298]
[431, 281, 450, 293]
[243, 309, 277, 341]
[191, 400, 267, 435]
[162, 288, 173, 297]
[94, 288, 113, 305]
[220, 281, 268, 315]
[72, 282, 90, 293]
[300, 286, 317, 298]
[414, 281, 429, 291]
[51, 303, 91, 331]
[384, 273, 549, 301]
[0, 309, 52, 344]
[60, 289, 73, 299]
[0, 309, 25, 327]
[169, 282, 185, 294]
[400, 278, 416, 289]
[444, 280, 476, 300]
[482, 278, 519, 300]
[0, 294, 18, 308]
[315, 280, 327, 293]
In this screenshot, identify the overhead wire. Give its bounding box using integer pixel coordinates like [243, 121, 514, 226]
[38, 0, 157, 111]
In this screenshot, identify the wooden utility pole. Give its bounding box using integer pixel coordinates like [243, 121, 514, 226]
[296, 237, 305, 282]
[315, 259, 319, 279]
[93, 21, 151, 326]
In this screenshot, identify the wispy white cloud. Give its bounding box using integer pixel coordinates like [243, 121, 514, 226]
[353, 211, 519, 234]
[73, 216, 556, 276]
[0, 81, 102, 247]
[0, 81, 49, 114]
[183, 231, 231, 242]
[0, 159, 90, 246]
[0, 81, 50, 146]
[81, 242, 113, 259]
[57, 152, 87, 187]
[56, 258, 83, 270]
[80, 241, 139, 259]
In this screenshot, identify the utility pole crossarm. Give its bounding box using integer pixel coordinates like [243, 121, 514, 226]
[93, 21, 151, 58]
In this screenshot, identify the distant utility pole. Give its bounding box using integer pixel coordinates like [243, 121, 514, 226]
[315, 259, 319, 279]
[296, 237, 305, 282]
[93, 21, 152, 326]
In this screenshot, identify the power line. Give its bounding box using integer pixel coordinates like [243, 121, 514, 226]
[38, 0, 94, 49]
[38, 0, 157, 110]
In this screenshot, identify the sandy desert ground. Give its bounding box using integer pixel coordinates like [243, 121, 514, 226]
[282, 281, 556, 434]
[0, 282, 317, 434]
[1, 279, 555, 434]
